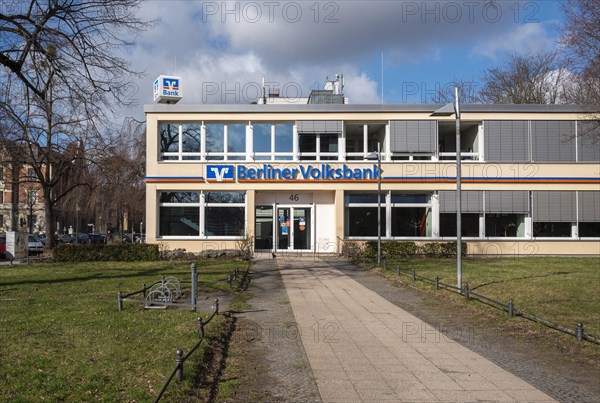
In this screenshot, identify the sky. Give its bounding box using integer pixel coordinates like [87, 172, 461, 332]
[125, 0, 565, 114]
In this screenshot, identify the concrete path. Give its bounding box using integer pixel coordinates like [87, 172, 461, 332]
[276, 257, 556, 403]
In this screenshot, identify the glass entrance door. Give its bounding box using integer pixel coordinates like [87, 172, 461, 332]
[276, 206, 312, 251]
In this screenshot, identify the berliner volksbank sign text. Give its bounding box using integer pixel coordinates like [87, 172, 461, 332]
[206, 164, 380, 182]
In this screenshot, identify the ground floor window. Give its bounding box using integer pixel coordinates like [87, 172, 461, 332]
[439, 213, 480, 237]
[533, 222, 572, 237]
[158, 191, 245, 238]
[579, 222, 600, 237]
[346, 207, 386, 237]
[391, 207, 430, 237]
[255, 206, 274, 249]
[485, 214, 525, 237]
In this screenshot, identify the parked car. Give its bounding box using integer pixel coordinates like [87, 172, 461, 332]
[28, 234, 44, 254]
[0, 234, 6, 259]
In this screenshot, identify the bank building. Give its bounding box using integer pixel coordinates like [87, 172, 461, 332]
[145, 75, 599, 256]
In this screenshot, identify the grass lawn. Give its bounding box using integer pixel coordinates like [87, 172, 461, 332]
[0, 260, 245, 402]
[382, 257, 600, 338]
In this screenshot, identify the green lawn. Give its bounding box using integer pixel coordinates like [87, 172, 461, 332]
[383, 257, 600, 337]
[0, 260, 244, 402]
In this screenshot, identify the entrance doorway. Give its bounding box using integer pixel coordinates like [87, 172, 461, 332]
[255, 205, 312, 251]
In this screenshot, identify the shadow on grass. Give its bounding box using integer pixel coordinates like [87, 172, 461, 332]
[471, 271, 574, 291]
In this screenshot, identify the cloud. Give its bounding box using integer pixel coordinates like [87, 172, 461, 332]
[471, 23, 556, 60]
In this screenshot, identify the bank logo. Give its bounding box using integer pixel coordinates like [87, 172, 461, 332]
[206, 165, 235, 182]
[163, 77, 179, 92]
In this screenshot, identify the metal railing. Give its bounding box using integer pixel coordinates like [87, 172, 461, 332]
[154, 299, 220, 403]
[390, 265, 600, 345]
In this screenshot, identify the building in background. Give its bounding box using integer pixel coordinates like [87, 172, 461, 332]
[0, 161, 45, 234]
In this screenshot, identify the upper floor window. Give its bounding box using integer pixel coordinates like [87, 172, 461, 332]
[252, 123, 294, 161]
[160, 123, 201, 161]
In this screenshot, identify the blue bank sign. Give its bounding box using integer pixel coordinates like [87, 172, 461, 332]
[206, 164, 380, 182]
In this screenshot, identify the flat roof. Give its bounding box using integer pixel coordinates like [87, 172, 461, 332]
[144, 103, 597, 114]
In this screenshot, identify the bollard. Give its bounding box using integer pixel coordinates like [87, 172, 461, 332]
[395, 265, 399, 276]
[191, 263, 197, 312]
[412, 269, 416, 281]
[213, 298, 220, 314]
[175, 349, 184, 381]
[142, 283, 146, 298]
[383, 262, 387, 271]
[117, 291, 123, 312]
[507, 299, 514, 317]
[197, 317, 205, 338]
[576, 322, 584, 342]
[464, 283, 470, 300]
[434, 276, 439, 291]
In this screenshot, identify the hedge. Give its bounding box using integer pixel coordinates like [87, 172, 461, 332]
[364, 241, 467, 259]
[53, 243, 160, 262]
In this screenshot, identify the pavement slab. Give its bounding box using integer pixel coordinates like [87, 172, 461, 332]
[276, 257, 557, 403]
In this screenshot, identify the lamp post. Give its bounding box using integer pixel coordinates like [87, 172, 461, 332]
[364, 142, 382, 267]
[75, 203, 80, 245]
[431, 88, 462, 291]
[27, 190, 37, 234]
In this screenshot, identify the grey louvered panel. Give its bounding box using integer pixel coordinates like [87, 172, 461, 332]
[577, 121, 600, 162]
[484, 121, 529, 162]
[532, 121, 576, 162]
[439, 191, 483, 213]
[533, 191, 575, 222]
[296, 120, 342, 133]
[485, 191, 529, 213]
[390, 120, 435, 152]
[578, 191, 600, 222]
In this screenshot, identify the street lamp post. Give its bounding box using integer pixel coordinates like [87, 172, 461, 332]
[75, 203, 80, 245]
[431, 88, 463, 291]
[365, 142, 382, 267]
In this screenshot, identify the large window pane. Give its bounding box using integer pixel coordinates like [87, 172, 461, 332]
[299, 134, 316, 159]
[580, 223, 600, 237]
[533, 222, 572, 237]
[205, 207, 245, 236]
[347, 193, 384, 203]
[275, 124, 293, 153]
[227, 124, 246, 153]
[391, 207, 429, 237]
[346, 207, 385, 236]
[253, 124, 272, 153]
[485, 214, 525, 237]
[160, 123, 179, 153]
[159, 207, 200, 236]
[391, 194, 428, 203]
[206, 124, 225, 155]
[345, 124, 364, 153]
[321, 134, 338, 152]
[440, 213, 480, 237]
[181, 123, 201, 154]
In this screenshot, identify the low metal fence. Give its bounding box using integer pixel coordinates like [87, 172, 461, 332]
[117, 264, 250, 312]
[154, 299, 220, 403]
[389, 265, 600, 345]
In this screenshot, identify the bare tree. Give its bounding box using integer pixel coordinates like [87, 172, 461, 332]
[0, 1, 153, 248]
[559, 0, 600, 141]
[479, 52, 572, 104]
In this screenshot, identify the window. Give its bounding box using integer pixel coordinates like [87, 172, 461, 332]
[533, 191, 575, 238]
[0, 191, 3, 204]
[159, 192, 200, 236]
[227, 124, 246, 160]
[158, 191, 245, 238]
[346, 123, 387, 160]
[345, 192, 431, 238]
[485, 214, 525, 237]
[579, 191, 600, 237]
[438, 121, 482, 161]
[252, 123, 294, 161]
[253, 124, 272, 157]
[298, 133, 340, 160]
[26, 167, 36, 179]
[440, 214, 480, 237]
[205, 123, 225, 160]
[159, 123, 202, 161]
[274, 124, 294, 160]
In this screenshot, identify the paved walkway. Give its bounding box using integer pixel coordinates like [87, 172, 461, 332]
[276, 257, 556, 403]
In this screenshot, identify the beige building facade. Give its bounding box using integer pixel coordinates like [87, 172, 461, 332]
[144, 104, 600, 256]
